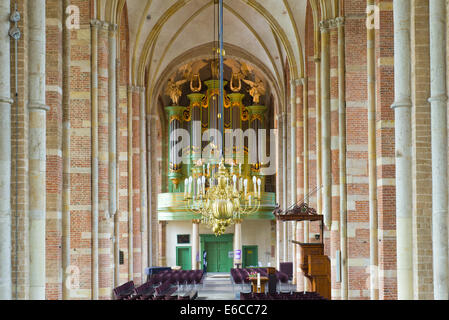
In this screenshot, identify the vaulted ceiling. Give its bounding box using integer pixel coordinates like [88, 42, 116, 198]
[99, 0, 341, 111]
[125, 0, 308, 103]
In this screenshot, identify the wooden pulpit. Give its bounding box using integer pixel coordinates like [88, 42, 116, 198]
[274, 202, 331, 300]
[298, 243, 331, 300]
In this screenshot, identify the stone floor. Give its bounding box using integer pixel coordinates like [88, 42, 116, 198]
[178, 272, 296, 300]
[196, 273, 243, 300]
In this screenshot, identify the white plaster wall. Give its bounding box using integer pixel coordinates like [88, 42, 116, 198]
[165, 220, 275, 269]
[241, 220, 275, 267]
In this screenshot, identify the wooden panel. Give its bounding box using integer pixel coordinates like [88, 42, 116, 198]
[308, 255, 330, 276]
[298, 243, 324, 272]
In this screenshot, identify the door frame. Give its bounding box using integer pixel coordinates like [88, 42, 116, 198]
[200, 234, 234, 272]
[242, 245, 259, 268]
[176, 246, 192, 270]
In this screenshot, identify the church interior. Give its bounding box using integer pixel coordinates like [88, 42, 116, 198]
[0, 0, 449, 301]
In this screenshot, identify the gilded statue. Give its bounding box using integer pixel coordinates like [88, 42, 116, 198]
[242, 78, 266, 105]
[165, 78, 187, 105]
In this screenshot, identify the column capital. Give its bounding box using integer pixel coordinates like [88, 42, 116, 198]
[295, 78, 306, 86]
[320, 20, 330, 32]
[109, 24, 118, 32]
[28, 102, 50, 112]
[192, 219, 201, 225]
[234, 218, 243, 224]
[90, 19, 101, 29]
[328, 19, 338, 29]
[100, 21, 110, 30]
[335, 17, 345, 27]
[136, 86, 146, 94]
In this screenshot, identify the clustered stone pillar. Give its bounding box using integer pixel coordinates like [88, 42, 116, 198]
[90, 18, 100, 300]
[159, 221, 167, 267]
[108, 23, 118, 289]
[28, 0, 49, 300]
[192, 220, 200, 270]
[320, 20, 332, 230]
[234, 220, 243, 268]
[367, 0, 379, 300]
[128, 86, 134, 280]
[336, 16, 348, 300]
[147, 114, 155, 267]
[290, 80, 297, 283]
[429, 0, 449, 300]
[282, 112, 288, 263]
[302, 77, 309, 292]
[0, 0, 13, 301]
[392, 0, 414, 300]
[315, 58, 322, 220]
[140, 87, 148, 282]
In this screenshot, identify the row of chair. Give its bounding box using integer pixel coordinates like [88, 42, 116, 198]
[153, 270, 205, 289]
[240, 292, 327, 301]
[230, 268, 289, 284]
[113, 278, 199, 301]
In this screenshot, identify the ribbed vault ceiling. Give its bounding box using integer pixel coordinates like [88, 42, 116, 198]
[125, 0, 308, 100]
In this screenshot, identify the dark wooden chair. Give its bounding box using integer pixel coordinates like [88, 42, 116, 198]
[132, 281, 156, 300]
[113, 281, 135, 300]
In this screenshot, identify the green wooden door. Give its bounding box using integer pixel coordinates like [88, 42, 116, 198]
[205, 242, 219, 272]
[243, 246, 258, 268]
[217, 241, 233, 272]
[201, 234, 234, 273]
[176, 247, 192, 271]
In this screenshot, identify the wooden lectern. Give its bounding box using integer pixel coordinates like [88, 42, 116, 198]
[274, 203, 331, 300]
[296, 243, 331, 300]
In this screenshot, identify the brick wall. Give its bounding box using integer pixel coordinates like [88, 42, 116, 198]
[69, 0, 92, 300]
[45, 0, 63, 300]
[410, 0, 433, 300]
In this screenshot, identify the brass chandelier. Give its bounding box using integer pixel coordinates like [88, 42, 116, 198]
[184, 159, 262, 236]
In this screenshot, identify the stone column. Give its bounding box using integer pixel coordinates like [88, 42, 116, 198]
[234, 220, 243, 268]
[320, 20, 332, 230]
[290, 81, 297, 281]
[336, 16, 348, 300]
[147, 114, 154, 267]
[302, 77, 309, 292]
[127, 86, 134, 280]
[276, 220, 281, 269]
[108, 23, 118, 289]
[429, 0, 449, 300]
[0, 0, 13, 301]
[158, 221, 167, 267]
[28, 0, 49, 300]
[315, 58, 322, 218]
[108, 22, 118, 284]
[392, 0, 413, 300]
[140, 87, 148, 281]
[302, 77, 309, 202]
[367, 1, 379, 300]
[90, 19, 100, 300]
[192, 220, 200, 270]
[282, 112, 288, 263]
[62, 0, 71, 301]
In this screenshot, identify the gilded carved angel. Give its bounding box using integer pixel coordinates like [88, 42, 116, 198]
[165, 78, 187, 106]
[242, 78, 266, 105]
